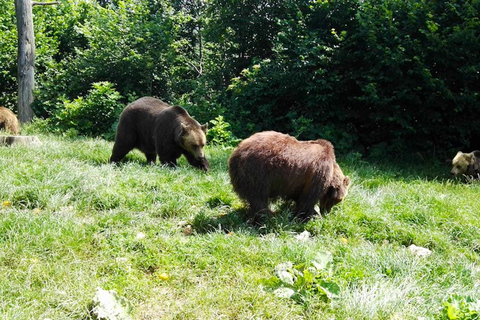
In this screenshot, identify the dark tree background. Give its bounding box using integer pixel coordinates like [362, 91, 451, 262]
[1, 0, 479, 157]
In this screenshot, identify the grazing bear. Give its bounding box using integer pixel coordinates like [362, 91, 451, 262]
[0, 107, 20, 135]
[451, 150, 480, 177]
[228, 131, 350, 222]
[110, 97, 209, 171]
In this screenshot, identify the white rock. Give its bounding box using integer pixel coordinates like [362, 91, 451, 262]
[408, 244, 432, 257]
[295, 230, 311, 241]
[135, 232, 146, 240]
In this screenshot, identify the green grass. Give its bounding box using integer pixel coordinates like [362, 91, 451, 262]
[0, 132, 479, 319]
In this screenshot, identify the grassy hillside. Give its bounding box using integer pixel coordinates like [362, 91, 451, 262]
[0, 133, 479, 319]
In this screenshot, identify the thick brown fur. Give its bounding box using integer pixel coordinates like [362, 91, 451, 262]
[228, 131, 350, 222]
[0, 107, 20, 135]
[451, 150, 480, 177]
[110, 97, 209, 171]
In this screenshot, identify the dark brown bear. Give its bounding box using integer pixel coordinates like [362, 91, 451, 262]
[228, 131, 350, 222]
[110, 97, 209, 171]
[0, 107, 20, 135]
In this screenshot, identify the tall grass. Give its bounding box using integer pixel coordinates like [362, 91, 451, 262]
[0, 132, 479, 319]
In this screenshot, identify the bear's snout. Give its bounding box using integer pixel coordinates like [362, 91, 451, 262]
[197, 157, 210, 172]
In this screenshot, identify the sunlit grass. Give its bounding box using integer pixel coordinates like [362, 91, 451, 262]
[0, 132, 479, 319]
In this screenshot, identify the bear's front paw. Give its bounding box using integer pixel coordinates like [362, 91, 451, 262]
[197, 157, 210, 172]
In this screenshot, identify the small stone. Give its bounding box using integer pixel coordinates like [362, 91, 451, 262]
[135, 232, 146, 240]
[177, 220, 188, 227]
[408, 244, 432, 257]
[295, 230, 311, 241]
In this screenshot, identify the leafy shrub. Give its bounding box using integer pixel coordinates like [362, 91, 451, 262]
[223, 0, 480, 157]
[50, 82, 123, 139]
[176, 81, 226, 127]
[22, 118, 53, 135]
[0, 0, 18, 110]
[265, 251, 341, 306]
[437, 295, 480, 320]
[3, 0, 480, 157]
[206, 115, 240, 146]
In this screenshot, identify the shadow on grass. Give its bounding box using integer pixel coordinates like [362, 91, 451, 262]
[105, 152, 230, 174]
[342, 154, 462, 184]
[190, 202, 311, 236]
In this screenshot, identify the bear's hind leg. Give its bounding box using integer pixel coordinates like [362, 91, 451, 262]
[110, 142, 134, 163]
[110, 128, 137, 163]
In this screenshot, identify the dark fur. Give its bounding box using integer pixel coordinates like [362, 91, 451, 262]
[0, 107, 20, 135]
[228, 131, 350, 222]
[464, 150, 480, 176]
[110, 97, 209, 171]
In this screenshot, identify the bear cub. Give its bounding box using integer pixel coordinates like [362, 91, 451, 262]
[451, 150, 480, 178]
[110, 97, 209, 171]
[228, 131, 350, 223]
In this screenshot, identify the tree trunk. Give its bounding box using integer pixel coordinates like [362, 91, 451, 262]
[15, 0, 35, 123]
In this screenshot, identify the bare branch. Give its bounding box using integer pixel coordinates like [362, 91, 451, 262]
[32, 1, 59, 6]
[187, 61, 203, 76]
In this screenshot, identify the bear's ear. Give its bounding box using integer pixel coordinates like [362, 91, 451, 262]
[464, 152, 474, 162]
[473, 150, 480, 159]
[343, 176, 351, 187]
[201, 123, 208, 133]
[180, 123, 188, 134]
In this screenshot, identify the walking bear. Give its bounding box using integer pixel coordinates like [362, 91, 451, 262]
[0, 107, 20, 135]
[110, 97, 209, 171]
[228, 131, 350, 222]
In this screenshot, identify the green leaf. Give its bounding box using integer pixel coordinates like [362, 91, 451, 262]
[318, 280, 340, 299]
[446, 303, 459, 319]
[303, 269, 314, 285]
[312, 251, 333, 271]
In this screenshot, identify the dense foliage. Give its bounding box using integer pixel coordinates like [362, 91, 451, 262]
[1, 0, 479, 156]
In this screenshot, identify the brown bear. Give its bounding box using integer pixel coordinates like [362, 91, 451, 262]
[228, 131, 350, 222]
[110, 97, 209, 171]
[0, 107, 20, 135]
[451, 150, 480, 178]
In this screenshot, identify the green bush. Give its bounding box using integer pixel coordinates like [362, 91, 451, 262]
[206, 115, 239, 146]
[223, 1, 362, 152]
[437, 295, 480, 320]
[222, 0, 480, 156]
[2, 0, 479, 157]
[50, 82, 123, 139]
[0, 0, 18, 110]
